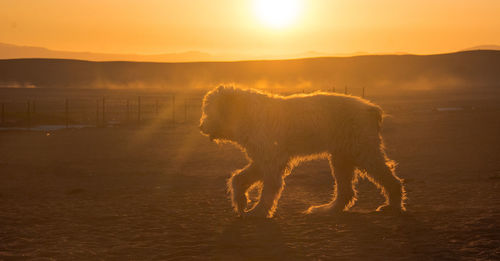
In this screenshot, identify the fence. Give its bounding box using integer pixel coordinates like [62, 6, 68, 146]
[0, 93, 205, 128]
[0, 86, 368, 129]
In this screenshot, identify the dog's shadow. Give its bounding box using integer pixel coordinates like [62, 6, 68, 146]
[299, 210, 455, 259]
[213, 211, 454, 260]
[213, 218, 301, 260]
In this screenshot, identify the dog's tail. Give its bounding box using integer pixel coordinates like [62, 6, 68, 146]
[368, 105, 384, 132]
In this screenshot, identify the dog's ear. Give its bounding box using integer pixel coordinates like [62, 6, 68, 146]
[215, 85, 224, 93]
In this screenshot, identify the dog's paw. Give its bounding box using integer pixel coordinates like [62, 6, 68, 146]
[242, 206, 271, 219]
[376, 204, 405, 214]
[305, 203, 343, 215]
[234, 196, 248, 214]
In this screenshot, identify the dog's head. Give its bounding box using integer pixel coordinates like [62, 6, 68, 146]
[199, 86, 247, 142]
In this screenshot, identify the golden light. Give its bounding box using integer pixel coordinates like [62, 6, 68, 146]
[254, 0, 302, 29]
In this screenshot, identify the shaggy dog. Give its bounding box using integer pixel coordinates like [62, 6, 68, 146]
[199, 86, 406, 218]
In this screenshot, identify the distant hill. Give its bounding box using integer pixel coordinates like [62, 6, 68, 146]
[0, 50, 499, 92]
[0, 42, 407, 62]
[462, 45, 500, 51]
[0, 42, 214, 63]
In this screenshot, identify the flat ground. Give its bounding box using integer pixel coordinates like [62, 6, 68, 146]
[0, 90, 499, 260]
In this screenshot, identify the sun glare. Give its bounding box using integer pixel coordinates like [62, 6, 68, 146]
[254, 0, 302, 29]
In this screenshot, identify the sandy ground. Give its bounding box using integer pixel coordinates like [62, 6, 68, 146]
[0, 93, 499, 260]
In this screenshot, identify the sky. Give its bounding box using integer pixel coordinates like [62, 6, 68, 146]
[1, 0, 500, 59]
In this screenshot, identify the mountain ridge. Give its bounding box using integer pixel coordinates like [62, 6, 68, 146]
[4, 42, 498, 62]
[1, 50, 499, 91]
[0, 42, 214, 63]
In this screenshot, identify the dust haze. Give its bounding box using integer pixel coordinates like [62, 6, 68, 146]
[0, 51, 499, 260]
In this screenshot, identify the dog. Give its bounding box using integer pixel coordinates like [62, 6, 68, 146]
[199, 86, 406, 218]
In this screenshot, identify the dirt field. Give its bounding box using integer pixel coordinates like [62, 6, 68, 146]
[0, 90, 499, 260]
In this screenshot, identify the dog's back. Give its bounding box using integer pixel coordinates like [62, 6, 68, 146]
[264, 92, 383, 156]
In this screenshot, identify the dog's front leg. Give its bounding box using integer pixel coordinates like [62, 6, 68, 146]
[244, 160, 287, 218]
[228, 163, 263, 215]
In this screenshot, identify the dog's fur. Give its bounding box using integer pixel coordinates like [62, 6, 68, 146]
[199, 86, 406, 218]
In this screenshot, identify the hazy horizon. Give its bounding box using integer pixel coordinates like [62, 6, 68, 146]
[2, 0, 500, 60]
[1, 41, 500, 63]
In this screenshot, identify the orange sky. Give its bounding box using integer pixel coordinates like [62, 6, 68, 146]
[1, 0, 499, 58]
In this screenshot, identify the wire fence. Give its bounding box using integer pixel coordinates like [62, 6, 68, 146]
[0, 94, 205, 128]
[0, 86, 368, 129]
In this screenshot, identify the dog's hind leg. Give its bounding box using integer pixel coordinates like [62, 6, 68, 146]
[357, 148, 406, 212]
[306, 155, 357, 214]
[228, 163, 263, 215]
[330, 156, 358, 211]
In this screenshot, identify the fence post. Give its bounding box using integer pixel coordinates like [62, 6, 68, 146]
[65, 98, 69, 128]
[102, 97, 106, 127]
[172, 94, 175, 125]
[155, 99, 159, 117]
[184, 98, 188, 122]
[27, 100, 31, 128]
[96, 99, 100, 127]
[1, 103, 4, 125]
[126, 99, 130, 123]
[362, 87, 365, 98]
[137, 96, 141, 125]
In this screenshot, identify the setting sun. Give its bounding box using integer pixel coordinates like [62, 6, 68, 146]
[254, 0, 302, 29]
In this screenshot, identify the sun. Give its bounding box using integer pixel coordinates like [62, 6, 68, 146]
[254, 0, 302, 29]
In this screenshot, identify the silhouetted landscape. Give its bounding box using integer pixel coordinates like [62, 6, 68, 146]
[1, 50, 499, 259]
[1, 50, 499, 92]
[2, 0, 500, 259]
